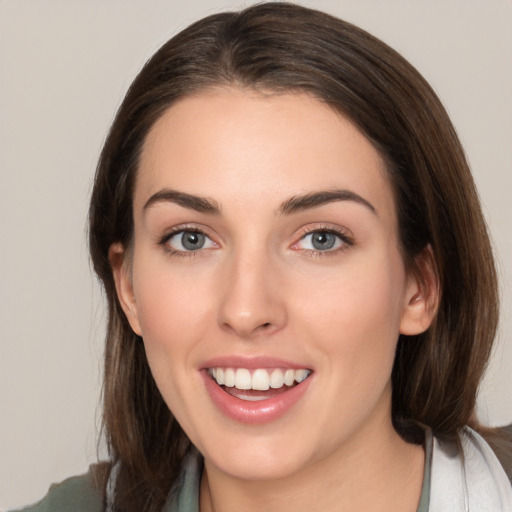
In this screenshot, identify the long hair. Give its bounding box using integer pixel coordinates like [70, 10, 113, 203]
[88, 3, 499, 509]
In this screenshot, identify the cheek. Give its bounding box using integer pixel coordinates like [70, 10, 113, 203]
[129, 265, 208, 409]
[130, 259, 213, 422]
[302, 253, 404, 323]
[133, 255, 213, 343]
[292, 250, 407, 371]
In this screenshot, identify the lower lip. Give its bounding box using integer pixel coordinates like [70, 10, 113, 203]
[202, 371, 312, 424]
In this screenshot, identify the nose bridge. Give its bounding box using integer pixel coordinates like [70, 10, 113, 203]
[217, 240, 286, 338]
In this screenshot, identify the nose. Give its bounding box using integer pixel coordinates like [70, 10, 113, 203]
[217, 248, 287, 340]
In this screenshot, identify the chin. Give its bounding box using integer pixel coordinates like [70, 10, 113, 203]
[201, 434, 317, 482]
[215, 455, 306, 482]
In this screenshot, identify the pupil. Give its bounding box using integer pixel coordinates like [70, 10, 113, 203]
[312, 231, 335, 250]
[182, 232, 205, 250]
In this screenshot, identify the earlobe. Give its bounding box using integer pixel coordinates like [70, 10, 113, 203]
[399, 245, 440, 336]
[109, 242, 142, 336]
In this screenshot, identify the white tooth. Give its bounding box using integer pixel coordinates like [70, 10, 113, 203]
[235, 369, 252, 390]
[252, 369, 270, 391]
[237, 395, 268, 401]
[224, 368, 235, 387]
[211, 368, 217, 379]
[284, 369, 295, 386]
[295, 369, 309, 383]
[270, 369, 285, 389]
[215, 368, 225, 385]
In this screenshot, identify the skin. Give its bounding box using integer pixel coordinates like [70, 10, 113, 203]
[111, 88, 438, 511]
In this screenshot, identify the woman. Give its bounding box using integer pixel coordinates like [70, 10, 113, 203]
[16, 3, 511, 511]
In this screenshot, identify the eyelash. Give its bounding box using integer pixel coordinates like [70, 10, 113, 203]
[159, 225, 215, 258]
[158, 224, 354, 258]
[292, 225, 354, 258]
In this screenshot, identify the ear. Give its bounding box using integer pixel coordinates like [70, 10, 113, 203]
[109, 242, 142, 336]
[399, 245, 440, 336]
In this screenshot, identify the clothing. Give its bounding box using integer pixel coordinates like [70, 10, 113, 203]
[11, 470, 103, 512]
[11, 427, 512, 512]
[429, 428, 512, 511]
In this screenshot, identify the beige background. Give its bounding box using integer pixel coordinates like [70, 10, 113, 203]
[1, 0, 511, 508]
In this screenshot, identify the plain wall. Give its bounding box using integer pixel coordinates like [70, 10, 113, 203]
[1, 0, 511, 508]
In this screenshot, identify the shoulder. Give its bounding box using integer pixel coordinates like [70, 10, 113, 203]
[10, 464, 106, 512]
[429, 427, 512, 511]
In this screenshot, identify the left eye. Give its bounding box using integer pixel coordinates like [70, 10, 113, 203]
[296, 230, 344, 251]
[166, 230, 216, 252]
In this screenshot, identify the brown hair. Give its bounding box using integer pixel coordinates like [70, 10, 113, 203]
[88, 3, 499, 509]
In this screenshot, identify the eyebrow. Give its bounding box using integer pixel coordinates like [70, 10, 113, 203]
[277, 189, 377, 215]
[143, 189, 221, 215]
[143, 187, 376, 217]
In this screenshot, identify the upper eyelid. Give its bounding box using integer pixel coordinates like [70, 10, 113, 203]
[158, 224, 216, 243]
[156, 222, 354, 246]
[294, 223, 354, 241]
[159, 226, 218, 256]
[289, 224, 355, 253]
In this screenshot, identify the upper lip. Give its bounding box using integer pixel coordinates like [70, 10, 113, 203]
[201, 355, 312, 371]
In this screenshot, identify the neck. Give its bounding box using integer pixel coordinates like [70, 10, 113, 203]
[199, 419, 425, 512]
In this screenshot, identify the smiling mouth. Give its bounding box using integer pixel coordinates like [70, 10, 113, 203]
[207, 367, 312, 401]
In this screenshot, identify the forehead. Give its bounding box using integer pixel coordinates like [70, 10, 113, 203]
[135, 88, 395, 221]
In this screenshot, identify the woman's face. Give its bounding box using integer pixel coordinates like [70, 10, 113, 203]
[113, 88, 431, 481]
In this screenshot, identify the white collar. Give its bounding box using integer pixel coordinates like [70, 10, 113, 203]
[429, 426, 512, 511]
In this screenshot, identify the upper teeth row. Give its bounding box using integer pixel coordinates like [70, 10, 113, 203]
[208, 367, 311, 391]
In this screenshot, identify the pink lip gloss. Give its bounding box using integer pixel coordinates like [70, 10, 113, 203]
[201, 366, 312, 424]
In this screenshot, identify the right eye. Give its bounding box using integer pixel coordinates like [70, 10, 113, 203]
[165, 230, 216, 253]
